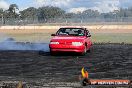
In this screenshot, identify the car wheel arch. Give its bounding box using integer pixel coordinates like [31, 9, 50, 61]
[85, 42, 87, 48]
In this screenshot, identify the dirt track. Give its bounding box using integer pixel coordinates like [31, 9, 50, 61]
[0, 43, 132, 87]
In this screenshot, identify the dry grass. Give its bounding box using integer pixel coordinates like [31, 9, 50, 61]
[0, 28, 132, 34]
[0, 26, 132, 43]
[0, 29, 57, 34]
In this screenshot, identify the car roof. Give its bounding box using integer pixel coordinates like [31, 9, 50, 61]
[60, 26, 86, 29]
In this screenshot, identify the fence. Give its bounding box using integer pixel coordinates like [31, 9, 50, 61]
[1, 17, 132, 25]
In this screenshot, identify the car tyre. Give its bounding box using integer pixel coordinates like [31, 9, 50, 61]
[50, 51, 54, 56]
[81, 45, 87, 56]
[50, 49, 56, 56]
[87, 48, 90, 53]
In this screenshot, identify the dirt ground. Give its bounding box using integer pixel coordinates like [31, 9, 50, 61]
[0, 43, 132, 87]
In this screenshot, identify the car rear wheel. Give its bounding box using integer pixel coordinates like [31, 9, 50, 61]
[50, 51, 54, 56]
[81, 45, 87, 55]
[50, 49, 56, 56]
[87, 48, 90, 53]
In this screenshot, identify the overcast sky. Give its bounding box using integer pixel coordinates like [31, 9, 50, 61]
[0, 0, 132, 13]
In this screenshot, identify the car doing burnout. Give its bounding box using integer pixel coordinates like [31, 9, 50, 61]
[49, 27, 92, 55]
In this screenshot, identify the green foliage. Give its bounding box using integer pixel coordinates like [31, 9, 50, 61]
[1, 3, 132, 23]
[37, 6, 65, 22]
[20, 7, 37, 19]
[8, 4, 18, 13]
[8, 4, 19, 18]
[82, 9, 100, 18]
[0, 9, 4, 17]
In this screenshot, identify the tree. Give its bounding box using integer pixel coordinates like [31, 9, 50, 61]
[82, 9, 100, 18]
[64, 13, 75, 18]
[0, 9, 4, 18]
[20, 7, 37, 19]
[37, 6, 65, 22]
[8, 4, 19, 18]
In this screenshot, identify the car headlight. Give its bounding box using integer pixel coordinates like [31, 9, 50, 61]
[50, 42, 59, 44]
[72, 42, 83, 46]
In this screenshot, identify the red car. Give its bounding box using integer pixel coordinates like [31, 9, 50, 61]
[49, 27, 92, 55]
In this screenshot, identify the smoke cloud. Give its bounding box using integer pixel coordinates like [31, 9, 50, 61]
[0, 37, 49, 52]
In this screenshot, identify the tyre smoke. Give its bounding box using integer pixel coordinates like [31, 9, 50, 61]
[0, 37, 49, 52]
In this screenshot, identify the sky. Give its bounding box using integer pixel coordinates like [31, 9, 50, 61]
[0, 0, 132, 13]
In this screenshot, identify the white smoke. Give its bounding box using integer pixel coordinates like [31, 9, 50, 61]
[0, 37, 49, 52]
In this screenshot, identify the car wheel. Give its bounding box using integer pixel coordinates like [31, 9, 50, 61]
[50, 51, 54, 56]
[50, 50, 56, 56]
[81, 45, 87, 55]
[87, 48, 90, 53]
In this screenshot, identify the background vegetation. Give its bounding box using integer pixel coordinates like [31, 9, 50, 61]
[1, 4, 132, 25]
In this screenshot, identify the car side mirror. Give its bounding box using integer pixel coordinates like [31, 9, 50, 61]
[87, 34, 91, 37]
[51, 34, 56, 36]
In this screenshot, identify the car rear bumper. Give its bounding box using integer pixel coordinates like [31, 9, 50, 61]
[50, 48, 84, 53]
[49, 45, 85, 53]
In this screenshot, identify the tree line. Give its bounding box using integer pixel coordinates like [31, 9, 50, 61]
[0, 4, 132, 23]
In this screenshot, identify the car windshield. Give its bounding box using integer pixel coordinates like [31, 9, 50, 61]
[57, 28, 85, 36]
